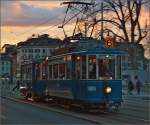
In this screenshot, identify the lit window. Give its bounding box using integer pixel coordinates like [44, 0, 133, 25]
[76, 56, 81, 79]
[59, 63, 65, 79]
[88, 55, 96, 79]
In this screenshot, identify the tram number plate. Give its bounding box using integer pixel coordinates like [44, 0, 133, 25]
[88, 86, 96, 91]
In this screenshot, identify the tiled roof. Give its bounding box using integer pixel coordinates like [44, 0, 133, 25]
[17, 37, 63, 47]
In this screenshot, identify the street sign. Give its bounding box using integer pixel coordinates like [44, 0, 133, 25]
[105, 37, 114, 47]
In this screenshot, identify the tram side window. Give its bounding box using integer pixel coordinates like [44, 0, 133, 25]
[53, 64, 58, 79]
[88, 55, 96, 79]
[82, 56, 86, 79]
[49, 65, 53, 79]
[117, 56, 121, 79]
[66, 55, 72, 80]
[59, 63, 65, 79]
[76, 56, 81, 79]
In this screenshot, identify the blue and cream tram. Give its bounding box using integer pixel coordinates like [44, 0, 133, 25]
[20, 39, 125, 111]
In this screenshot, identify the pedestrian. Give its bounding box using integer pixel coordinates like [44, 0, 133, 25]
[134, 75, 141, 95]
[12, 80, 20, 91]
[128, 76, 134, 95]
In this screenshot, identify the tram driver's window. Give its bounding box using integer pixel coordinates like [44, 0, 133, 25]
[88, 55, 96, 79]
[99, 59, 114, 80]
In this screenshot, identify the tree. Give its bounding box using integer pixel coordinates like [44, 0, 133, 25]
[96, 0, 149, 44]
[96, 0, 149, 70]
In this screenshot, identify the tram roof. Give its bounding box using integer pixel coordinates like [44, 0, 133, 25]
[48, 47, 127, 60]
[71, 47, 127, 55]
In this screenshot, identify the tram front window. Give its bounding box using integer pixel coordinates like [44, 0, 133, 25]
[98, 59, 115, 80]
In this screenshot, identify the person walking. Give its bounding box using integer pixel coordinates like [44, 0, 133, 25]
[12, 80, 20, 91]
[134, 75, 141, 95]
[128, 76, 134, 95]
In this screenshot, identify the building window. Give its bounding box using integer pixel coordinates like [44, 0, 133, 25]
[25, 49, 27, 53]
[29, 55, 33, 59]
[35, 55, 40, 58]
[29, 49, 33, 53]
[43, 49, 45, 53]
[35, 49, 40, 53]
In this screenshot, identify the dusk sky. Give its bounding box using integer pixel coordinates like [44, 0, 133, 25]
[1, 0, 150, 47]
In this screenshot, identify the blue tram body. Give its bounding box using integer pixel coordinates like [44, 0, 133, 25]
[20, 39, 126, 111]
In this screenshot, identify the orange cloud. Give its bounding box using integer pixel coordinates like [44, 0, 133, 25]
[140, 6, 149, 28]
[1, 26, 16, 31]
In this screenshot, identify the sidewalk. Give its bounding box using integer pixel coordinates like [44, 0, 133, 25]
[122, 89, 150, 98]
[1, 84, 23, 99]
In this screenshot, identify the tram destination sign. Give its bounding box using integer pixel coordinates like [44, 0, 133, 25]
[105, 37, 114, 48]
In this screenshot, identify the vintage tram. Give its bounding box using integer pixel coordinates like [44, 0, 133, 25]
[20, 39, 125, 111]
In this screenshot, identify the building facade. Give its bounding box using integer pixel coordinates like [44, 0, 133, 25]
[0, 54, 12, 82]
[16, 35, 62, 78]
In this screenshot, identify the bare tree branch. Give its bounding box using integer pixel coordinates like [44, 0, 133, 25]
[104, 28, 125, 41]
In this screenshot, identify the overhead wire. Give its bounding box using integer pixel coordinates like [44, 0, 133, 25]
[14, 13, 65, 36]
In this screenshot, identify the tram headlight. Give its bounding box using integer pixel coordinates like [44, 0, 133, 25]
[105, 86, 112, 94]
